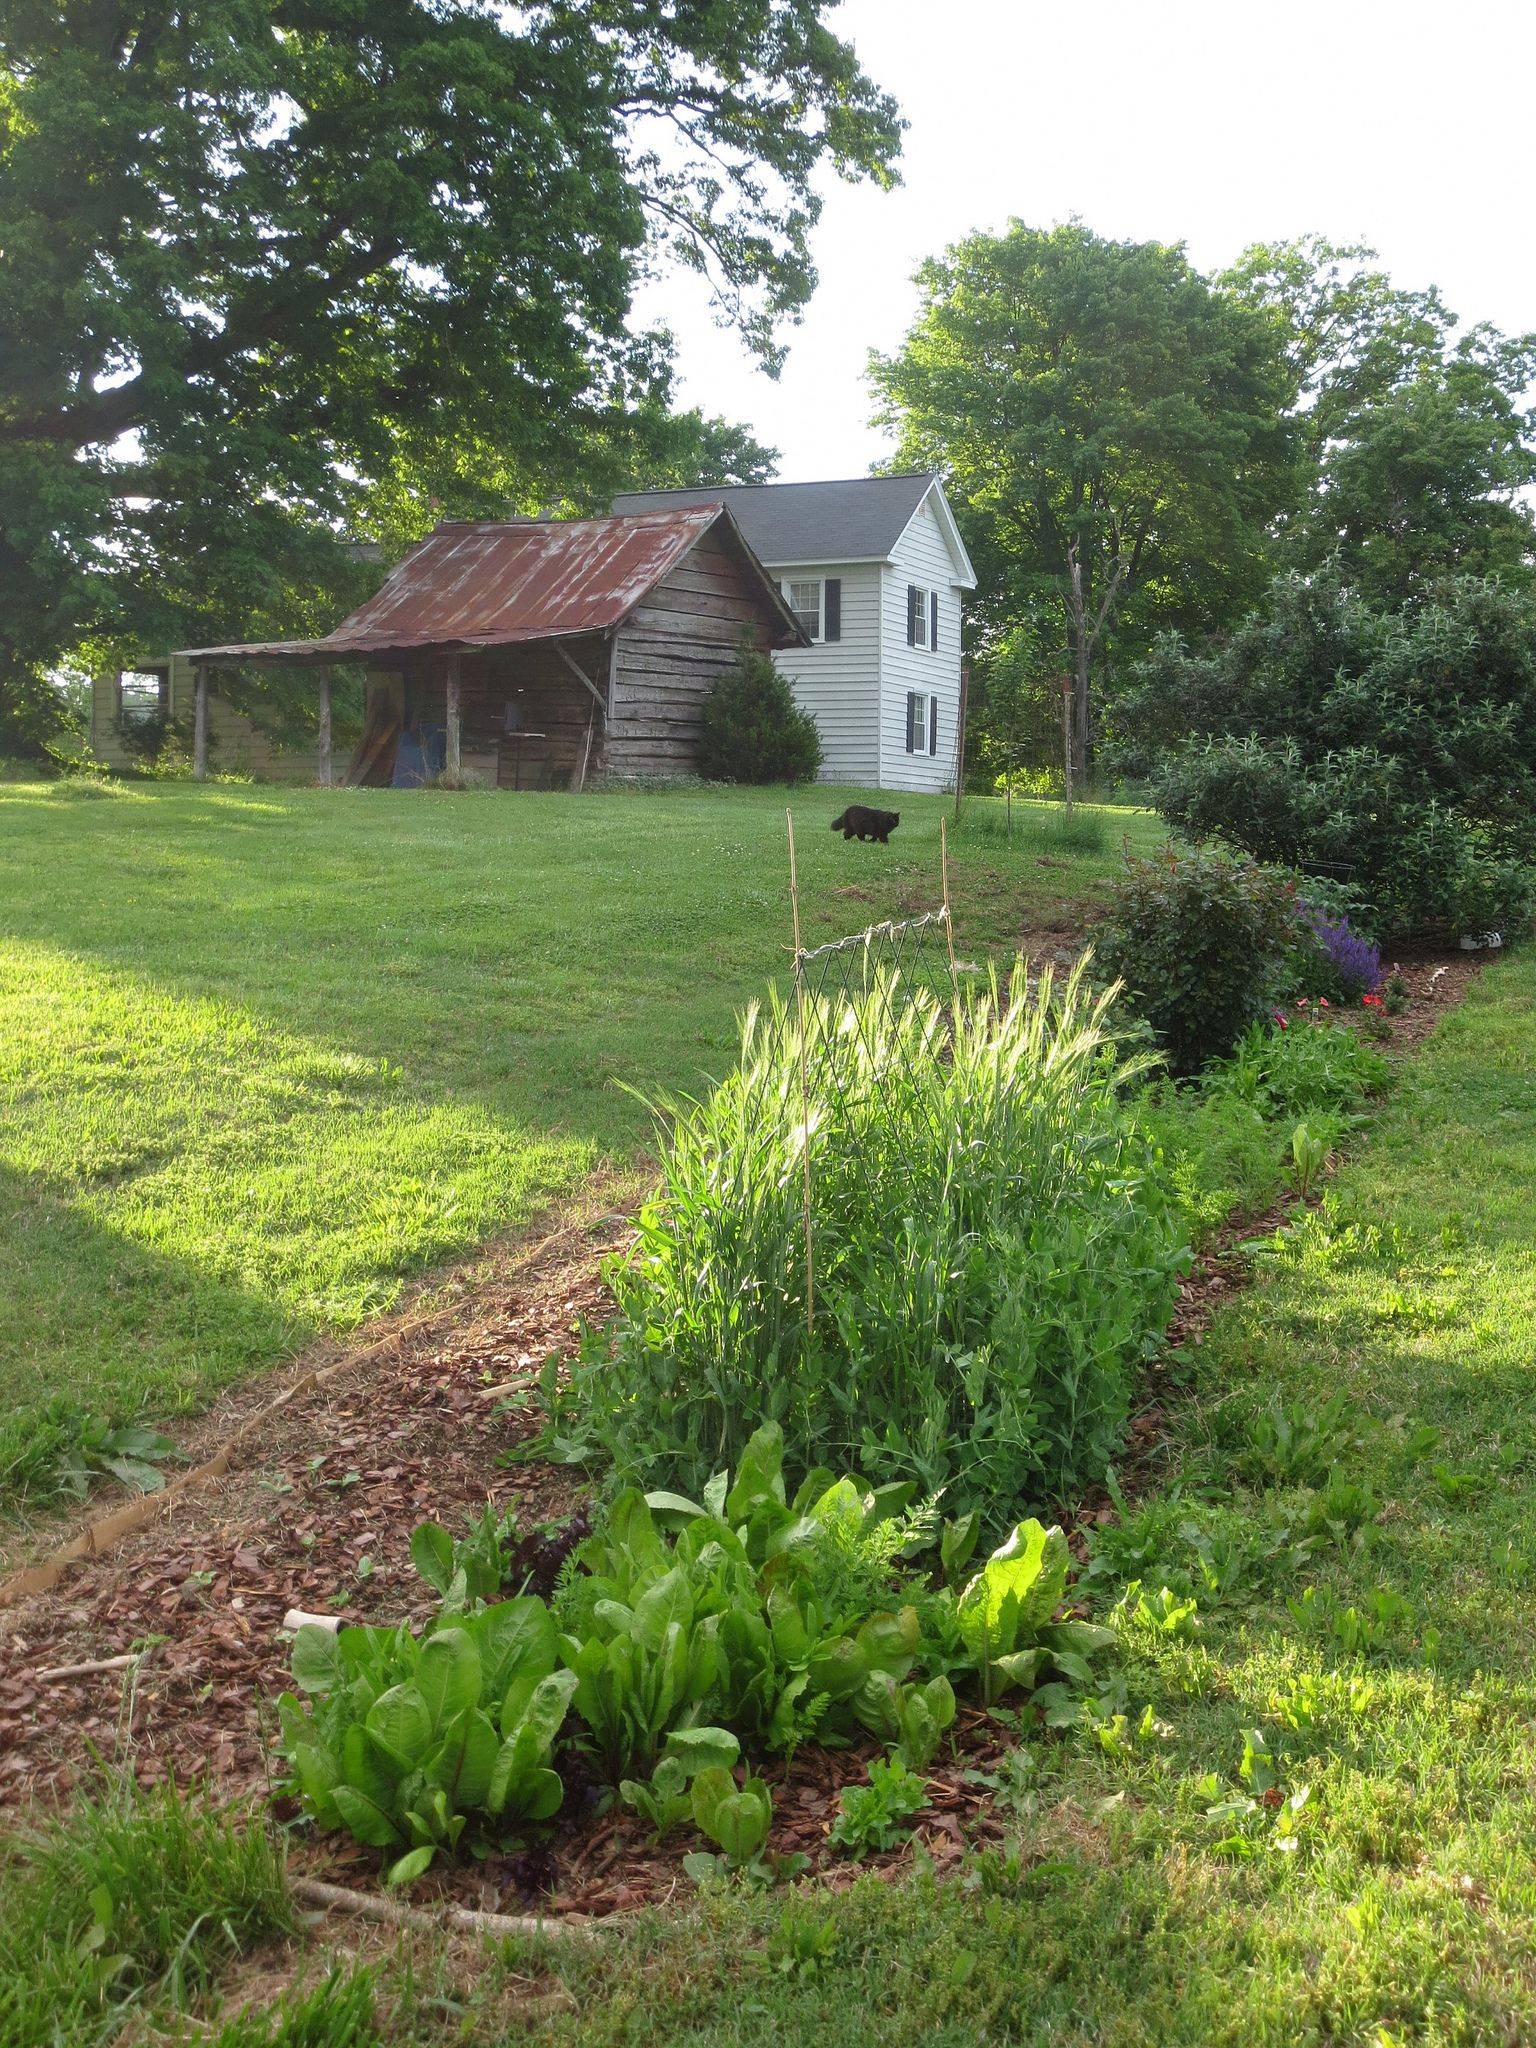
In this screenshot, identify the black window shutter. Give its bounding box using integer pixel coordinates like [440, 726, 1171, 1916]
[907, 584, 919, 646]
[928, 694, 939, 756]
[823, 578, 841, 642]
[930, 591, 939, 652]
[906, 692, 918, 752]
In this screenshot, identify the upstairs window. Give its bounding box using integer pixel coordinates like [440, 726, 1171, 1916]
[785, 577, 823, 641]
[906, 585, 940, 651]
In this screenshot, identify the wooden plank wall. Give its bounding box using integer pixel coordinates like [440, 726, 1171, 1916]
[608, 528, 773, 778]
[404, 636, 605, 784]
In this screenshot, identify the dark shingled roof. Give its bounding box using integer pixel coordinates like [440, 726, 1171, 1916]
[611, 472, 941, 567]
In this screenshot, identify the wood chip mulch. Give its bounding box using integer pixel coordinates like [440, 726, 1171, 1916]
[0, 945, 1486, 1919]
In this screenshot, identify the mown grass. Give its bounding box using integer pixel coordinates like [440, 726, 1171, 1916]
[0, 1776, 290, 2048]
[0, 779, 1161, 1513]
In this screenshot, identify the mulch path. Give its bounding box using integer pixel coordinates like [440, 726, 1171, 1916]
[0, 945, 1487, 1917]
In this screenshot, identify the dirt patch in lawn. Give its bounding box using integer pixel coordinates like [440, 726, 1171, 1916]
[0, 947, 1487, 1919]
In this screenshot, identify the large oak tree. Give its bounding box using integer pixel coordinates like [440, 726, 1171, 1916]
[0, 1, 901, 749]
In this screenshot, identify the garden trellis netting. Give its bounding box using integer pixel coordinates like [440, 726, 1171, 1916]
[545, 815, 1189, 1526]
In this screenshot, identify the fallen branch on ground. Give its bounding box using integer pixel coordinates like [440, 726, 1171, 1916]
[32, 1652, 140, 1683]
[291, 1874, 593, 1942]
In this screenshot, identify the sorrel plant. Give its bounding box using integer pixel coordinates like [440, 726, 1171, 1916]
[552, 961, 1188, 1523]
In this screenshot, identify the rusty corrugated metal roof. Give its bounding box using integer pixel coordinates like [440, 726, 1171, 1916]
[181, 505, 806, 663]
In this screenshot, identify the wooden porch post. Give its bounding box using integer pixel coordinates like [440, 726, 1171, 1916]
[193, 664, 209, 780]
[316, 666, 333, 787]
[444, 651, 462, 779]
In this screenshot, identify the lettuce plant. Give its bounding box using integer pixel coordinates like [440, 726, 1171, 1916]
[827, 1758, 929, 1858]
[620, 1727, 740, 1838]
[277, 1595, 576, 1882]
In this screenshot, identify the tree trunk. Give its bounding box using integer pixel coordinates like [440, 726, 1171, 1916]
[1063, 544, 1092, 787]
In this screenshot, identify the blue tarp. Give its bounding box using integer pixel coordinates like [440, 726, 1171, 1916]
[392, 723, 446, 788]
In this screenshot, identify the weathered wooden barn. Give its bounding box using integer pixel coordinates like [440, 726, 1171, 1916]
[177, 504, 806, 789]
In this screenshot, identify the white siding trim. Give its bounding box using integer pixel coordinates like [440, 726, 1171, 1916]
[876, 499, 966, 794]
[767, 560, 882, 784]
[887, 480, 978, 591]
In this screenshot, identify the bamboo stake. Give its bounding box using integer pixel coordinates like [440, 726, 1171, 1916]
[785, 809, 815, 1336]
[940, 815, 958, 993]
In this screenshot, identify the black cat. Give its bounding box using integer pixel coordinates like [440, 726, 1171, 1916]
[830, 805, 901, 844]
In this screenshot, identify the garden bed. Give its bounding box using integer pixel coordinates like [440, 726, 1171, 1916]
[0, 948, 1480, 1924]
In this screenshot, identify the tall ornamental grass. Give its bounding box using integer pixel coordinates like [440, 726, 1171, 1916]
[557, 961, 1188, 1524]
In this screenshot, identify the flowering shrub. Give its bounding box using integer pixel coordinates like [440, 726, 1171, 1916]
[1308, 911, 1381, 1000]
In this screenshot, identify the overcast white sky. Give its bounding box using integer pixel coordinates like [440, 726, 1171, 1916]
[637, 0, 1536, 481]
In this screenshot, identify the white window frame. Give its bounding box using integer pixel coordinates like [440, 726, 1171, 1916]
[783, 576, 824, 643]
[905, 690, 939, 756]
[908, 584, 945, 652]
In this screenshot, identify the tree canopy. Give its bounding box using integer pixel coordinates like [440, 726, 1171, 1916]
[1223, 236, 1536, 603]
[870, 221, 1296, 774]
[0, 0, 901, 750]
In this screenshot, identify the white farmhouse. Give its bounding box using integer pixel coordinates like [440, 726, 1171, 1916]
[613, 473, 976, 792]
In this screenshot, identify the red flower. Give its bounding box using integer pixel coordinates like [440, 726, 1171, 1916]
[1319, 997, 1330, 1009]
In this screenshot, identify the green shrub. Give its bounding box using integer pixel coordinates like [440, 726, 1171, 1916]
[545, 961, 1186, 1521]
[1153, 739, 1536, 940]
[1096, 844, 1306, 1076]
[697, 642, 823, 785]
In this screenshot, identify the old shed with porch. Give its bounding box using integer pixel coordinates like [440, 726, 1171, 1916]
[178, 504, 805, 788]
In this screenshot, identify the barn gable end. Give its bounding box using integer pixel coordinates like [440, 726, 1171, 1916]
[607, 524, 780, 779]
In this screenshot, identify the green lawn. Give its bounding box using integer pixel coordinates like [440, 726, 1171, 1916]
[0, 778, 1159, 1507]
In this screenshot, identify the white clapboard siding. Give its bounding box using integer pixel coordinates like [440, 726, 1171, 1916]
[877, 494, 966, 793]
[767, 562, 881, 783]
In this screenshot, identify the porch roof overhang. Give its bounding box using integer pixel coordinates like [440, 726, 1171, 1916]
[176, 625, 604, 667]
